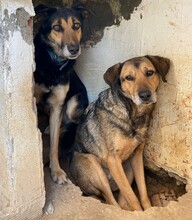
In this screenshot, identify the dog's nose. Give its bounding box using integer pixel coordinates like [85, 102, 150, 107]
[138, 90, 151, 102]
[67, 45, 79, 55]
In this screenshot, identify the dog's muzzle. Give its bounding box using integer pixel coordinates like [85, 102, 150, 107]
[133, 89, 157, 105]
[67, 45, 80, 55]
[63, 44, 81, 59]
[138, 89, 152, 102]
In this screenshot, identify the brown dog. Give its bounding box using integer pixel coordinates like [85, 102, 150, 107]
[69, 55, 170, 210]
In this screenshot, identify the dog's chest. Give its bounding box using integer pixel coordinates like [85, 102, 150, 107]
[113, 131, 140, 161]
[35, 83, 69, 106]
[112, 119, 148, 161]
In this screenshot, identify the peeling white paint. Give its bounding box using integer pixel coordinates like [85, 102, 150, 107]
[1, 1, 35, 16]
[0, 0, 44, 219]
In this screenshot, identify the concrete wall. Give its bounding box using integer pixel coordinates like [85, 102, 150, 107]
[75, 0, 192, 184]
[0, 0, 191, 217]
[0, 0, 45, 219]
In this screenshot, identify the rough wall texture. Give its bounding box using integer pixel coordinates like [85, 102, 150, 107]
[33, 0, 142, 44]
[139, 0, 192, 185]
[0, 0, 45, 219]
[75, 0, 192, 184]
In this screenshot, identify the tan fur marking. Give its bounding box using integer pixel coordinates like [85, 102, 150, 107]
[34, 84, 49, 103]
[48, 84, 69, 107]
[66, 95, 79, 122]
[65, 17, 82, 45]
[113, 132, 138, 162]
[48, 17, 82, 56]
[48, 84, 69, 184]
[120, 57, 160, 103]
[106, 156, 142, 211]
[130, 143, 152, 210]
[120, 57, 159, 104]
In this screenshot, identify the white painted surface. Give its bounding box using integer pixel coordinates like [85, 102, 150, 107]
[1, 0, 35, 15]
[0, 0, 44, 218]
[76, 0, 192, 183]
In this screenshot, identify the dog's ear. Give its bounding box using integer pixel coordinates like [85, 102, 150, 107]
[103, 63, 123, 86]
[73, 5, 95, 20]
[34, 4, 57, 33]
[35, 4, 56, 16]
[145, 55, 170, 82]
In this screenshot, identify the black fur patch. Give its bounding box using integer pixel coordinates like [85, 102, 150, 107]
[133, 60, 140, 69]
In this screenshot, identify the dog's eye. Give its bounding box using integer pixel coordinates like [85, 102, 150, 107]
[125, 75, 134, 81]
[52, 25, 62, 32]
[146, 70, 154, 77]
[73, 22, 81, 30]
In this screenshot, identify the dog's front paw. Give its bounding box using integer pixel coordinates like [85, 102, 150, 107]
[141, 197, 152, 210]
[51, 168, 68, 184]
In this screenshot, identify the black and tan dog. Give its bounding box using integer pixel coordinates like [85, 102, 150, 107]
[70, 56, 170, 210]
[34, 5, 89, 184]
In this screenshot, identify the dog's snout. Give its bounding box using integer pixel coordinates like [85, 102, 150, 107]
[67, 45, 80, 55]
[138, 90, 151, 102]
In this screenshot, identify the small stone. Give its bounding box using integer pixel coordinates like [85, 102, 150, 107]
[164, 192, 170, 197]
[186, 184, 192, 192]
[170, 190, 175, 196]
[44, 201, 55, 215]
[161, 199, 170, 207]
[151, 194, 162, 207]
[159, 193, 166, 200]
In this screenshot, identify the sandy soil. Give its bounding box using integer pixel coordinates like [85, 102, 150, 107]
[39, 113, 191, 220]
[41, 165, 192, 220]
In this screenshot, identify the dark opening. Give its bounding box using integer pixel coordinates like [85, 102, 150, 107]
[32, 0, 187, 216]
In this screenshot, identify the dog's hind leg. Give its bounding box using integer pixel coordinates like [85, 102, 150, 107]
[70, 152, 119, 207]
[64, 93, 88, 123]
[106, 156, 142, 211]
[61, 93, 88, 155]
[130, 142, 151, 210]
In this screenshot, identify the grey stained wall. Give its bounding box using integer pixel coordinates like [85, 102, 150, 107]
[1, 0, 192, 218]
[33, 0, 142, 43]
[0, 1, 45, 219]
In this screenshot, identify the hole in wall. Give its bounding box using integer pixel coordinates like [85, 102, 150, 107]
[144, 168, 186, 207]
[37, 107, 187, 209]
[66, 164, 187, 209]
[32, 0, 142, 46]
[32, 0, 145, 174]
[32, 0, 188, 216]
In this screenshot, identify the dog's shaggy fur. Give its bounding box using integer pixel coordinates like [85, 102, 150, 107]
[70, 55, 170, 210]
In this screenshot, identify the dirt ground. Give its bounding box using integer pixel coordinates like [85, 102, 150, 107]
[39, 112, 190, 220]
[42, 166, 192, 220]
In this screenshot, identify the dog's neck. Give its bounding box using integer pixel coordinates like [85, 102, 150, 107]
[47, 48, 69, 71]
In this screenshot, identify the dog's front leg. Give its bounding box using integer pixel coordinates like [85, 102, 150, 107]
[118, 160, 135, 210]
[130, 142, 151, 210]
[106, 156, 142, 211]
[49, 105, 67, 184]
[48, 84, 69, 184]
